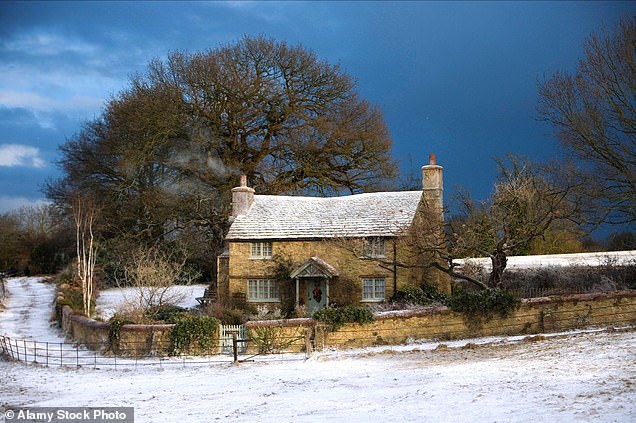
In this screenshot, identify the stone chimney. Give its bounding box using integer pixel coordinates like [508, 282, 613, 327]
[422, 153, 443, 215]
[421, 153, 450, 294]
[231, 175, 255, 217]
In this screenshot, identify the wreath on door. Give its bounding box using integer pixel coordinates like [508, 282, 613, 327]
[313, 286, 323, 303]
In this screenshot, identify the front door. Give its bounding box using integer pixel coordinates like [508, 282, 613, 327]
[306, 278, 327, 315]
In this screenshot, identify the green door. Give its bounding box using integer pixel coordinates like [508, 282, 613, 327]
[306, 278, 327, 315]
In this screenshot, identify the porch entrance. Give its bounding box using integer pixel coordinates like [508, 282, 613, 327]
[289, 256, 339, 317]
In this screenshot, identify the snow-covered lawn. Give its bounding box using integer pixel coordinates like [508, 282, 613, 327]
[1, 277, 635, 422]
[95, 284, 208, 320]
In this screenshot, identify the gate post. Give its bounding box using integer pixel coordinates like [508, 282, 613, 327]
[304, 328, 313, 358]
[232, 333, 238, 364]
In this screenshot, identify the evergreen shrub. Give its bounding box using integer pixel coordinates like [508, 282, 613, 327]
[313, 305, 374, 331]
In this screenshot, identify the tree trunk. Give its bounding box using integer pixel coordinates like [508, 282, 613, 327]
[488, 249, 507, 289]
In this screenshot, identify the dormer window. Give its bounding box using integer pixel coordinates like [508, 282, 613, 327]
[250, 241, 272, 259]
[362, 237, 386, 259]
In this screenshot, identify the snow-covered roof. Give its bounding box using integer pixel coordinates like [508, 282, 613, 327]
[226, 191, 423, 240]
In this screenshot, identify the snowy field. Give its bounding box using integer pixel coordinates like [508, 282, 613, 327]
[95, 284, 208, 320]
[455, 250, 636, 270]
[1, 277, 636, 422]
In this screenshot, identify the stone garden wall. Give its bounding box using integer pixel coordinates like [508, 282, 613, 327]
[59, 290, 636, 356]
[315, 290, 636, 350]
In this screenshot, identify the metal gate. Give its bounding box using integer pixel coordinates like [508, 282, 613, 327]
[219, 324, 246, 354]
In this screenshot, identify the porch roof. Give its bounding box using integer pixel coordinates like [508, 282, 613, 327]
[290, 256, 339, 279]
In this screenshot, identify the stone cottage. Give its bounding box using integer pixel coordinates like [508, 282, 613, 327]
[217, 155, 448, 316]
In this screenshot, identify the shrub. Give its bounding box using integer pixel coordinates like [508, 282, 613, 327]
[107, 316, 134, 353]
[421, 283, 450, 303]
[56, 288, 85, 312]
[57, 269, 74, 285]
[447, 289, 520, 318]
[313, 305, 374, 331]
[169, 314, 218, 356]
[501, 260, 636, 297]
[202, 302, 248, 325]
[147, 304, 187, 323]
[394, 286, 429, 305]
[249, 326, 298, 354]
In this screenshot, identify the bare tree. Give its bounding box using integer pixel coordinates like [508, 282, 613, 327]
[450, 157, 582, 288]
[538, 16, 636, 224]
[114, 246, 201, 319]
[72, 194, 98, 317]
[348, 158, 584, 291]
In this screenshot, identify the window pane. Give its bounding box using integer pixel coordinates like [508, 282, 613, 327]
[362, 278, 385, 300]
[248, 280, 257, 299]
[247, 279, 279, 301]
[374, 239, 385, 257]
[375, 279, 385, 299]
[251, 242, 272, 258]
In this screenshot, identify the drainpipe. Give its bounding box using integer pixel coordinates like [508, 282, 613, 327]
[295, 277, 299, 310]
[393, 239, 397, 299]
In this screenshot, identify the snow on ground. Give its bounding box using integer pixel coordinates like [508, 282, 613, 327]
[95, 284, 208, 320]
[455, 250, 636, 270]
[0, 277, 64, 342]
[1, 277, 635, 422]
[1, 330, 634, 422]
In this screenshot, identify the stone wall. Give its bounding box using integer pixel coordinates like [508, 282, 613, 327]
[316, 290, 636, 349]
[59, 305, 174, 356]
[59, 290, 636, 356]
[241, 290, 636, 352]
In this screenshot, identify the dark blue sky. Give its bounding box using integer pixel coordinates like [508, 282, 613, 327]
[1, 1, 634, 216]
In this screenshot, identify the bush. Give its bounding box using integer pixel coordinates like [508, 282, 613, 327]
[56, 288, 85, 312]
[313, 305, 374, 331]
[394, 286, 429, 305]
[108, 316, 134, 353]
[421, 283, 450, 303]
[147, 304, 187, 323]
[501, 260, 636, 296]
[447, 289, 520, 318]
[169, 314, 219, 356]
[249, 326, 298, 354]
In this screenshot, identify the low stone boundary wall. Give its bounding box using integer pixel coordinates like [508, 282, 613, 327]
[60, 305, 174, 356]
[58, 290, 636, 355]
[317, 290, 636, 349]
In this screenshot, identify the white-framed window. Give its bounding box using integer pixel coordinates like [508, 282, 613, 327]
[362, 238, 386, 258]
[248, 279, 280, 302]
[362, 278, 385, 302]
[250, 241, 272, 259]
